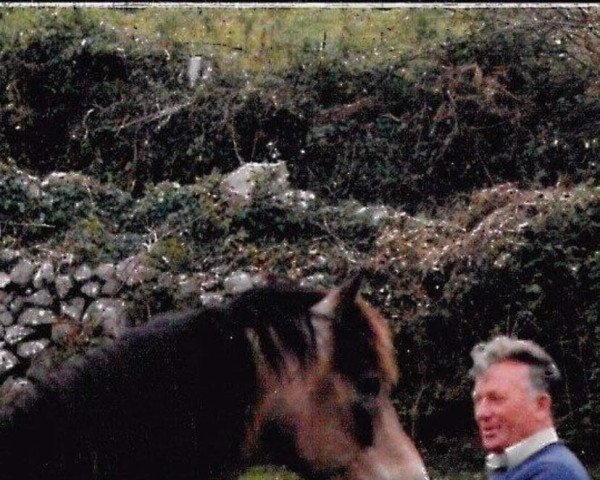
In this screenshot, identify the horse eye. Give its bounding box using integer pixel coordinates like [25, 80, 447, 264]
[356, 376, 381, 398]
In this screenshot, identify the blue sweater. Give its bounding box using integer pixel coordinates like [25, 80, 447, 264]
[490, 442, 591, 480]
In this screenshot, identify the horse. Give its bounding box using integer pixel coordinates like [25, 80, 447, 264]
[0, 274, 428, 480]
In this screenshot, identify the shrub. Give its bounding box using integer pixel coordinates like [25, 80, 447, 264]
[2, 10, 597, 210]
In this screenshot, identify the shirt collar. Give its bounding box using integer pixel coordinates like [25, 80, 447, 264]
[486, 427, 559, 473]
[505, 427, 559, 469]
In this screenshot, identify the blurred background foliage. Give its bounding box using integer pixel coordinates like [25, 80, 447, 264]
[0, 5, 598, 480]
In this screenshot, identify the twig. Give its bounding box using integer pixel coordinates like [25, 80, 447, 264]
[1, 221, 55, 229]
[82, 108, 95, 140]
[202, 41, 246, 52]
[411, 382, 428, 439]
[116, 102, 192, 132]
[224, 100, 246, 166]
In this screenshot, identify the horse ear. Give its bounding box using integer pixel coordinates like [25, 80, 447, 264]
[310, 271, 363, 319]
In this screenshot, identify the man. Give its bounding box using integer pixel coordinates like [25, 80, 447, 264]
[470, 335, 591, 480]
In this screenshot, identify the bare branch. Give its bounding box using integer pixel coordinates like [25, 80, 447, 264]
[116, 102, 192, 131]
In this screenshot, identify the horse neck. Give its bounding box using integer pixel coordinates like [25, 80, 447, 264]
[0, 308, 259, 480]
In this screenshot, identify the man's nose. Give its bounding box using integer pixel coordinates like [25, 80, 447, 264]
[474, 399, 490, 421]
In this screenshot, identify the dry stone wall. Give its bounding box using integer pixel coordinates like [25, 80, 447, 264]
[0, 248, 274, 395]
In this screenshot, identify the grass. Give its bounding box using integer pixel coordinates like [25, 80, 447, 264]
[239, 466, 302, 480]
[239, 466, 600, 480]
[0, 6, 477, 76]
[238, 466, 485, 480]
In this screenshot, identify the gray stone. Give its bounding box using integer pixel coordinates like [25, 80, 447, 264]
[0, 272, 10, 289]
[81, 281, 101, 298]
[55, 275, 73, 298]
[74, 264, 93, 282]
[83, 298, 131, 338]
[0, 324, 4, 340]
[300, 273, 331, 288]
[223, 271, 254, 295]
[18, 308, 57, 326]
[32, 261, 55, 289]
[187, 56, 213, 87]
[16, 339, 50, 359]
[57, 253, 75, 273]
[10, 259, 36, 286]
[200, 292, 224, 308]
[0, 311, 14, 327]
[0, 349, 18, 375]
[101, 279, 122, 297]
[9, 296, 25, 314]
[0, 376, 34, 403]
[178, 276, 203, 298]
[52, 320, 83, 344]
[95, 263, 116, 281]
[60, 297, 86, 321]
[116, 256, 157, 286]
[201, 278, 219, 291]
[277, 189, 317, 210]
[156, 272, 175, 287]
[25, 289, 53, 307]
[211, 265, 229, 276]
[354, 205, 391, 227]
[0, 291, 11, 306]
[0, 249, 21, 267]
[220, 161, 290, 206]
[25, 180, 42, 200]
[5, 325, 33, 345]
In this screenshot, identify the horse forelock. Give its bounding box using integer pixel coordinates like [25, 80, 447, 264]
[230, 283, 398, 388]
[228, 285, 327, 374]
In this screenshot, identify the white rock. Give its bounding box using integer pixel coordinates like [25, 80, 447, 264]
[220, 161, 290, 206]
[18, 308, 57, 326]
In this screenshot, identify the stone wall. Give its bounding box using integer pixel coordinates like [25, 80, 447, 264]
[0, 248, 277, 396]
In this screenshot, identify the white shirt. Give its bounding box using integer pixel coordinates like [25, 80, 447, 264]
[485, 427, 560, 472]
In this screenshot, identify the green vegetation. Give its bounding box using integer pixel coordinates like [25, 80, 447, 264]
[240, 466, 302, 480]
[0, 6, 598, 480]
[0, 8, 596, 210]
[0, 7, 474, 75]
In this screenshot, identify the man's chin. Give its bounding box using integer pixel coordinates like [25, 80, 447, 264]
[481, 432, 506, 452]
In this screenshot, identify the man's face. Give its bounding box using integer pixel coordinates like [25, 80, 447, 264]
[472, 360, 549, 453]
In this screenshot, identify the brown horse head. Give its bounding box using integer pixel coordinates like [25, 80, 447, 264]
[241, 274, 429, 480]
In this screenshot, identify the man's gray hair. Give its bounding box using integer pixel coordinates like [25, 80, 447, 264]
[469, 335, 561, 393]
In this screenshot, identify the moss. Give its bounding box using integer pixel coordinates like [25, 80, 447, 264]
[146, 237, 191, 272]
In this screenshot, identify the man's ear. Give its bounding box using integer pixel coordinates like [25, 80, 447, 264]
[536, 392, 552, 416]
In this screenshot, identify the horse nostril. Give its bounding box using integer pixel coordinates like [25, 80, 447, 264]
[352, 403, 375, 447]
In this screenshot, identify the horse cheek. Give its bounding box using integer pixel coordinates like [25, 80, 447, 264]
[346, 398, 429, 480]
[293, 379, 360, 470]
